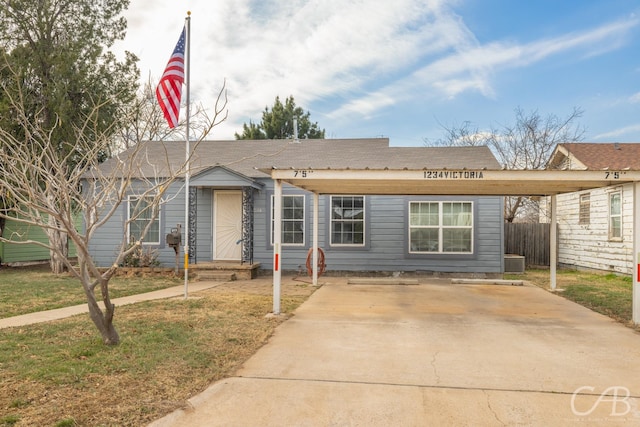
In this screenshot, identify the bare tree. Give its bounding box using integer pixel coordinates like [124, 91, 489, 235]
[0, 70, 228, 345]
[115, 77, 225, 151]
[426, 107, 585, 222]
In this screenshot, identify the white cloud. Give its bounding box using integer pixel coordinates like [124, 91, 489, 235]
[593, 124, 640, 141]
[328, 15, 639, 122]
[116, 0, 464, 137]
[114, 1, 639, 139]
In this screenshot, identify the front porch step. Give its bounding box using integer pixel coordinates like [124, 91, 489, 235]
[195, 271, 236, 282]
[192, 261, 260, 280]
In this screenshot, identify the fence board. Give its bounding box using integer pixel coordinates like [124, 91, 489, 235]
[504, 223, 552, 266]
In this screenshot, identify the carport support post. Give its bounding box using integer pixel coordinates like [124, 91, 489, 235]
[273, 179, 282, 315]
[550, 195, 557, 291]
[313, 192, 319, 286]
[634, 182, 640, 324]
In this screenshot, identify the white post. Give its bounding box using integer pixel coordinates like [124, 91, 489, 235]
[183, 13, 191, 299]
[550, 194, 557, 291]
[633, 182, 640, 324]
[313, 193, 319, 286]
[273, 179, 282, 314]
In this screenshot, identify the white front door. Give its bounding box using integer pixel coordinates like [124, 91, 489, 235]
[213, 191, 242, 260]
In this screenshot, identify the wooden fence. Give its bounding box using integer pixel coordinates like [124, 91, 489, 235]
[504, 222, 552, 267]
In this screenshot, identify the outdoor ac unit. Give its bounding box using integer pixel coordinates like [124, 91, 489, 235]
[504, 254, 525, 273]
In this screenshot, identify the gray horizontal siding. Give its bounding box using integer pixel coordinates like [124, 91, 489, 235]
[88, 179, 504, 274]
[252, 182, 504, 274]
[88, 180, 187, 267]
[191, 167, 258, 188]
[193, 188, 213, 263]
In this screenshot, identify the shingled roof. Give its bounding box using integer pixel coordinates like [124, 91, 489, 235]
[548, 142, 640, 170]
[96, 138, 501, 179]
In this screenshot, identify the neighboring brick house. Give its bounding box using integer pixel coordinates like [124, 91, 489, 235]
[542, 142, 640, 275]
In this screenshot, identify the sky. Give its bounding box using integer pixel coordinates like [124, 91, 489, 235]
[113, 0, 640, 146]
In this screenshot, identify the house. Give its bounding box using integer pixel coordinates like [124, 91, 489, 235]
[0, 218, 51, 265]
[0, 216, 79, 266]
[543, 142, 640, 275]
[87, 138, 506, 276]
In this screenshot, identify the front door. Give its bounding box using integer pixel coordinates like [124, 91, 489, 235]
[213, 191, 242, 260]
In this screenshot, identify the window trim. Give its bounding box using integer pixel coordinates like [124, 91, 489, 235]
[127, 195, 161, 245]
[270, 194, 306, 247]
[608, 190, 622, 241]
[329, 195, 366, 247]
[408, 200, 474, 254]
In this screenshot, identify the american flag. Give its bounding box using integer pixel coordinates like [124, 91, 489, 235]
[156, 27, 186, 129]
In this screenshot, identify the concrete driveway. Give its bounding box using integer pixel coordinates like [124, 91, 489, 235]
[150, 280, 640, 426]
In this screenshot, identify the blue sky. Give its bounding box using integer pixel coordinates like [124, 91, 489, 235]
[116, 0, 640, 146]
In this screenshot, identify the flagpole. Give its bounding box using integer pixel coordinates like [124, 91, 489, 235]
[183, 11, 191, 299]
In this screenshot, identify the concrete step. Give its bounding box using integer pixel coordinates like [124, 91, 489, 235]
[195, 271, 236, 282]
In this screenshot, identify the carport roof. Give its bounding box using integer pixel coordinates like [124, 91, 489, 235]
[262, 168, 640, 196]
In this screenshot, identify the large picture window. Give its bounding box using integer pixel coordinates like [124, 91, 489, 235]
[330, 196, 365, 246]
[271, 195, 305, 245]
[409, 201, 473, 253]
[128, 196, 160, 244]
[609, 191, 622, 240]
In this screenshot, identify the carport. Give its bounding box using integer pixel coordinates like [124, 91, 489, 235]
[264, 168, 640, 324]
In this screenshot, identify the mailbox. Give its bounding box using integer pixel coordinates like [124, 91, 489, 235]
[166, 228, 181, 247]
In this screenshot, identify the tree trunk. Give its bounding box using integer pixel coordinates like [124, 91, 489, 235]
[83, 277, 120, 345]
[0, 217, 4, 267]
[88, 304, 120, 345]
[46, 219, 68, 274]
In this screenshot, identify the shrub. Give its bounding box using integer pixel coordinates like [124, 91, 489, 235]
[121, 243, 160, 268]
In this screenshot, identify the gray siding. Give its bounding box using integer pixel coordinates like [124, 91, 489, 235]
[88, 180, 185, 266]
[88, 179, 504, 274]
[252, 181, 504, 274]
[193, 188, 213, 263]
[191, 167, 255, 188]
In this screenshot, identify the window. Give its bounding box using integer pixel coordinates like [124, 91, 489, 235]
[128, 196, 160, 244]
[331, 196, 365, 246]
[409, 201, 473, 253]
[609, 191, 622, 240]
[271, 195, 305, 245]
[579, 193, 590, 225]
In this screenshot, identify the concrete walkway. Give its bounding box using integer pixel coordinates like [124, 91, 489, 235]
[0, 281, 222, 329]
[149, 281, 640, 426]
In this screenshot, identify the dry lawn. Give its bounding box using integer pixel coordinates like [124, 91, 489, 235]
[0, 277, 317, 426]
[508, 268, 637, 329]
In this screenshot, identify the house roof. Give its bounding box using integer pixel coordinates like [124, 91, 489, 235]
[95, 138, 640, 196]
[548, 142, 640, 170]
[97, 138, 502, 179]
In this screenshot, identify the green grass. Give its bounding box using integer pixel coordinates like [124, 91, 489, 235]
[0, 285, 314, 426]
[0, 414, 20, 427]
[0, 265, 181, 318]
[507, 269, 635, 326]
